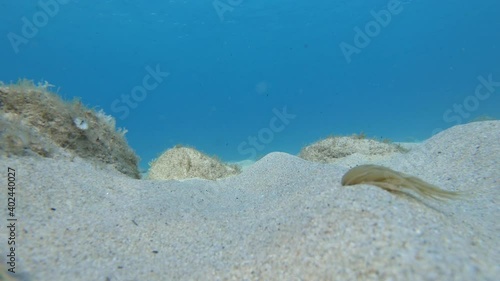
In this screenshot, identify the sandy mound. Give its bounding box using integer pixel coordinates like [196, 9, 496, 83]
[0, 121, 498, 280]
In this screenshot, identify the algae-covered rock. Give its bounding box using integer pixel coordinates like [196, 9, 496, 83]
[0, 80, 140, 178]
[148, 145, 241, 180]
[299, 135, 407, 163]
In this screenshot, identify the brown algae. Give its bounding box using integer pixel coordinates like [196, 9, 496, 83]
[341, 164, 461, 200]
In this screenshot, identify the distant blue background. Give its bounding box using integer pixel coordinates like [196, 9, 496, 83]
[1, 0, 499, 170]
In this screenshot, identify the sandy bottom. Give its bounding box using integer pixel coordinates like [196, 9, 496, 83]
[0, 121, 499, 281]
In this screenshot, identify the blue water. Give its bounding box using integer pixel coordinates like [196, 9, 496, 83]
[1, 0, 499, 170]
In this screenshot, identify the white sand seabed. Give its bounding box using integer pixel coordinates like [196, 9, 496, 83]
[0, 121, 499, 280]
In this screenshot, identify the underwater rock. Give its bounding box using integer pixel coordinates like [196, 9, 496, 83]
[148, 145, 241, 180]
[0, 80, 140, 178]
[299, 135, 407, 163]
